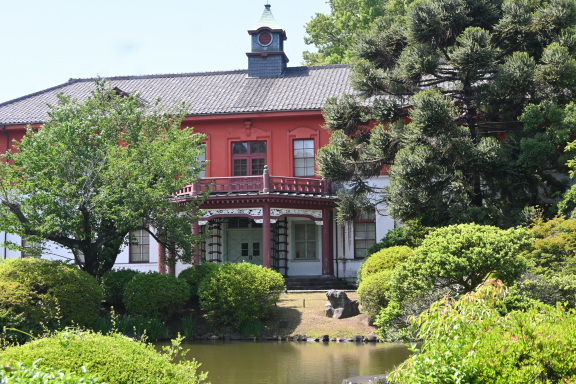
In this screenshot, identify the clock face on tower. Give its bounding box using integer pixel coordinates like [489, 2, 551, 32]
[258, 31, 273, 46]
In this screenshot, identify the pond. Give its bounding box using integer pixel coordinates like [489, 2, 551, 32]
[172, 341, 412, 384]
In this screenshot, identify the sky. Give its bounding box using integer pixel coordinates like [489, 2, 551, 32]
[0, 0, 331, 104]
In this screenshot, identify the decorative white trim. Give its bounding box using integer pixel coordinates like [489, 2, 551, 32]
[270, 208, 322, 219]
[200, 208, 263, 218]
[253, 219, 278, 224]
[198, 221, 208, 226]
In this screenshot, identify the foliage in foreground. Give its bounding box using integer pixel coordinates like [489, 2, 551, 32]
[1, 361, 101, 383]
[375, 223, 533, 341]
[388, 281, 576, 384]
[0, 258, 102, 336]
[0, 330, 208, 384]
[198, 263, 284, 329]
[0, 80, 207, 279]
[123, 272, 190, 320]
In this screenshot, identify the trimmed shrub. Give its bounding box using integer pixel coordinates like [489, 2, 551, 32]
[101, 269, 141, 307]
[178, 263, 221, 300]
[123, 272, 190, 319]
[357, 270, 393, 317]
[0, 330, 208, 384]
[0, 258, 102, 334]
[198, 262, 284, 328]
[357, 246, 412, 283]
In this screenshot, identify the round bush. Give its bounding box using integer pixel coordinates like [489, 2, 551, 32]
[123, 272, 190, 319]
[178, 263, 220, 299]
[101, 269, 141, 307]
[0, 258, 102, 333]
[198, 262, 284, 328]
[0, 330, 207, 384]
[357, 270, 394, 317]
[358, 246, 413, 283]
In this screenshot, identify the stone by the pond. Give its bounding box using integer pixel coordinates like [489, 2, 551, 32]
[325, 290, 360, 319]
[342, 374, 388, 384]
[365, 335, 379, 342]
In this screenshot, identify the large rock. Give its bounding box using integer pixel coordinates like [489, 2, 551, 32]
[325, 290, 360, 319]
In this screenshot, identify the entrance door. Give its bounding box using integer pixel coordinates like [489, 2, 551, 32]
[226, 230, 263, 265]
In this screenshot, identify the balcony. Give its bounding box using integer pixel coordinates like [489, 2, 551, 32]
[177, 171, 330, 197]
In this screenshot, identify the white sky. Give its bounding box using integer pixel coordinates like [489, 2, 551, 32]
[0, 0, 331, 103]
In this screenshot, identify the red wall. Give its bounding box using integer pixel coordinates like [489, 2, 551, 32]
[183, 111, 330, 178]
[1, 112, 330, 179]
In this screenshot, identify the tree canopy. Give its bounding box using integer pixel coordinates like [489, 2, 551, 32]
[316, 0, 576, 227]
[0, 81, 207, 279]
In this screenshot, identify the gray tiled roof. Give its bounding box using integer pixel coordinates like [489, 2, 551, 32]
[0, 65, 353, 125]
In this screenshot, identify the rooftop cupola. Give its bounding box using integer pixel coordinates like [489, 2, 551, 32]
[247, 4, 289, 78]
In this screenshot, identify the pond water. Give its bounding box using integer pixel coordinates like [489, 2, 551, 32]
[172, 341, 412, 384]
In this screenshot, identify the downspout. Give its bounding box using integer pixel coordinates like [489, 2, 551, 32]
[2, 124, 7, 260]
[335, 220, 339, 279]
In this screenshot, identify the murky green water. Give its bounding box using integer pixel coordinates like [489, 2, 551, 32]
[173, 341, 411, 384]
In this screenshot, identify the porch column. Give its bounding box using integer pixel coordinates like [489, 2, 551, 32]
[263, 203, 271, 268]
[322, 207, 334, 276]
[158, 243, 166, 274]
[191, 221, 200, 266]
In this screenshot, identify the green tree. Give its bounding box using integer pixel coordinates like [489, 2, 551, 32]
[317, 0, 576, 227]
[558, 103, 576, 217]
[0, 80, 207, 279]
[303, 0, 388, 65]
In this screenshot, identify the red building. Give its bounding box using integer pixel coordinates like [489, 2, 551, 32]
[0, 5, 393, 281]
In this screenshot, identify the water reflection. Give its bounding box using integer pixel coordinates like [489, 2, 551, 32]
[173, 341, 411, 384]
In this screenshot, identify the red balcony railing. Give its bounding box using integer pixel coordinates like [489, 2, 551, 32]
[176, 170, 330, 197]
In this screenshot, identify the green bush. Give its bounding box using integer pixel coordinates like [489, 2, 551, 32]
[0, 361, 101, 383]
[101, 269, 141, 307]
[388, 281, 576, 383]
[123, 272, 190, 319]
[374, 224, 533, 341]
[198, 262, 284, 328]
[357, 270, 393, 317]
[0, 330, 208, 384]
[178, 263, 221, 300]
[0, 258, 102, 334]
[358, 246, 413, 283]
